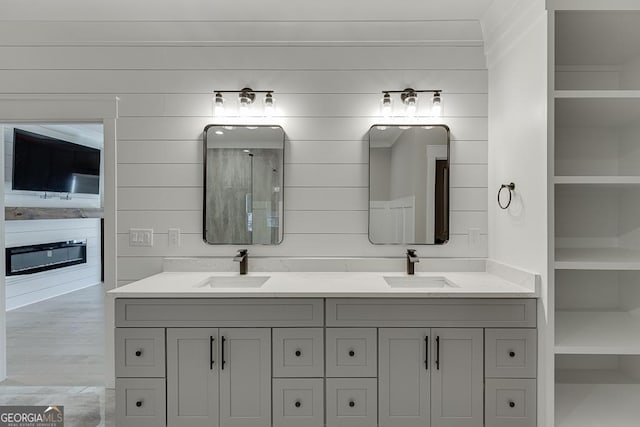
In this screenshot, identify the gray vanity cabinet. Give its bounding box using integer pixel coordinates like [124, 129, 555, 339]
[219, 328, 271, 427]
[378, 328, 483, 427]
[167, 328, 219, 427]
[166, 328, 271, 427]
[431, 328, 483, 427]
[378, 328, 431, 427]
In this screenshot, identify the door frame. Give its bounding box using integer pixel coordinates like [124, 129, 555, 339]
[0, 95, 118, 383]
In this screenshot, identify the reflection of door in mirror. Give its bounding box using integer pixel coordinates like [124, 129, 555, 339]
[369, 125, 449, 245]
[203, 125, 284, 245]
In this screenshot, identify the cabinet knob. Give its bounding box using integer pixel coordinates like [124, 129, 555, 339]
[509, 401, 516, 408]
[295, 400, 301, 408]
[348, 350, 355, 357]
[509, 351, 516, 358]
[135, 350, 143, 357]
[136, 400, 143, 408]
[349, 400, 355, 408]
[295, 350, 302, 357]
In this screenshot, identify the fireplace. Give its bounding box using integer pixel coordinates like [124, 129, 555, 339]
[5, 240, 87, 276]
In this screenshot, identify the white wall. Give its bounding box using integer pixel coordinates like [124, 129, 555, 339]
[481, 0, 549, 426]
[0, 2, 489, 286]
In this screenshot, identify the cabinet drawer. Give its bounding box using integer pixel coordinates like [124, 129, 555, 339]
[485, 329, 536, 378]
[115, 378, 166, 427]
[326, 298, 536, 327]
[326, 378, 377, 427]
[326, 328, 377, 378]
[116, 298, 324, 327]
[115, 328, 165, 378]
[273, 328, 324, 378]
[273, 378, 324, 427]
[485, 379, 536, 427]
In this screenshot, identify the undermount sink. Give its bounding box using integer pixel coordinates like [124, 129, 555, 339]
[195, 276, 270, 288]
[384, 276, 457, 288]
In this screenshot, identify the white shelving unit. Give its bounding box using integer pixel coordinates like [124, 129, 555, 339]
[553, 7, 640, 427]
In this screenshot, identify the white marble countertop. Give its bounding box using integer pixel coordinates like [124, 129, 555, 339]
[108, 269, 538, 299]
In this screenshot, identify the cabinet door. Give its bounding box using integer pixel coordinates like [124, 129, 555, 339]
[220, 328, 271, 427]
[379, 328, 431, 427]
[431, 328, 483, 427]
[167, 328, 219, 427]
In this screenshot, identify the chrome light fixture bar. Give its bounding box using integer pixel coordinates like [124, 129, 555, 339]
[380, 88, 443, 117]
[213, 88, 276, 117]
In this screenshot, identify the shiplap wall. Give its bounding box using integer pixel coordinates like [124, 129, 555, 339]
[0, 15, 489, 286]
[4, 218, 101, 310]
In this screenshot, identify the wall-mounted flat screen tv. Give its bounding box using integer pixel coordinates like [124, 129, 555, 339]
[12, 128, 101, 195]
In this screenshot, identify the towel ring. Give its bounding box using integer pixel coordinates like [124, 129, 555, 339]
[498, 183, 515, 210]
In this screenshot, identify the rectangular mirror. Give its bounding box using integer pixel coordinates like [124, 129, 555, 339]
[369, 125, 450, 245]
[204, 125, 284, 245]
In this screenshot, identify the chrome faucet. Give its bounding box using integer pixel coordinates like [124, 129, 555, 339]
[406, 249, 419, 275]
[234, 249, 248, 275]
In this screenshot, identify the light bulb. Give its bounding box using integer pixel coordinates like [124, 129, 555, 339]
[380, 92, 392, 118]
[238, 88, 255, 117]
[401, 89, 418, 118]
[432, 92, 442, 117]
[214, 92, 225, 116]
[264, 92, 276, 117]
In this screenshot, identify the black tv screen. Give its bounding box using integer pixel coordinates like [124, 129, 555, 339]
[12, 128, 101, 195]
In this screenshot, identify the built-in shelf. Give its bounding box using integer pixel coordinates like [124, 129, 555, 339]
[556, 97, 640, 128]
[555, 247, 640, 270]
[555, 176, 640, 185]
[556, 311, 640, 354]
[5, 207, 104, 221]
[555, 90, 640, 99]
[556, 384, 640, 427]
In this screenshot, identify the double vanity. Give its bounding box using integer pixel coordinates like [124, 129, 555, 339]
[110, 265, 538, 427]
[111, 123, 537, 427]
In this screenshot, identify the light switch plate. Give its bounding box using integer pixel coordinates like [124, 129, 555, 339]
[168, 228, 181, 248]
[129, 228, 154, 247]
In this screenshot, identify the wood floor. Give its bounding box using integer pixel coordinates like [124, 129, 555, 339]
[0, 284, 114, 426]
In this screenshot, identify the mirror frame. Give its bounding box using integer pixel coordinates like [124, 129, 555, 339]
[202, 124, 285, 245]
[367, 123, 451, 245]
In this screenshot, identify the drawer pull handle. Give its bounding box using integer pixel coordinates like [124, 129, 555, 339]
[136, 400, 143, 408]
[348, 350, 355, 357]
[509, 351, 516, 358]
[436, 336, 440, 370]
[509, 401, 516, 408]
[295, 350, 302, 357]
[349, 400, 355, 408]
[135, 350, 142, 357]
[295, 400, 301, 408]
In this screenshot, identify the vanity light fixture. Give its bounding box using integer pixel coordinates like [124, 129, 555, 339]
[379, 88, 443, 118]
[213, 88, 276, 117]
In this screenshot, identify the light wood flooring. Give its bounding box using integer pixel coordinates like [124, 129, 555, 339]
[0, 284, 113, 426]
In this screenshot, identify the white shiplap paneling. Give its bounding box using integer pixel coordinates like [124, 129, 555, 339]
[0, 18, 488, 282]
